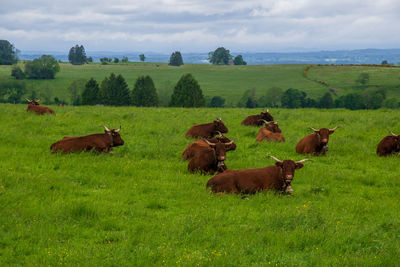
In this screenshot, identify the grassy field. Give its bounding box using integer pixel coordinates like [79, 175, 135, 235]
[1, 63, 400, 105]
[0, 104, 399, 265]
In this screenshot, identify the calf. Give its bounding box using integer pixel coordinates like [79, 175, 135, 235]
[296, 126, 339, 155]
[256, 120, 285, 142]
[26, 99, 55, 115]
[185, 118, 228, 138]
[50, 125, 124, 153]
[377, 129, 400, 156]
[206, 156, 310, 194]
[188, 139, 235, 174]
[182, 132, 236, 160]
[241, 109, 274, 126]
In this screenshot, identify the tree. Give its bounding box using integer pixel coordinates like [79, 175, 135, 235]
[131, 75, 159, 107]
[11, 66, 25, 80]
[246, 97, 257, 108]
[209, 96, 226, 107]
[237, 88, 257, 107]
[0, 79, 26, 103]
[99, 73, 131, 106]
[356, 72, 369, 88]
[67, 79, 86, 105]
[24, 55, 60, 79]
[233, 55, 247, 65]
[381, 60, 388, 65]
[113, 57, 119, 63]
[169, 51, 184, 66]
[100, 57, 112, 65]
[363, 89, 385, 109]
[81, 78, 100, 105]
[157, 81, 174, 107]
[208, 47, 232, 65]
[139, 54, 146, 62]
[0, 40, 18, 65]
[258, 87, 283, 107]
[343, 93, 365, 110]
[121, 56, 128, 63]
[87, 57, 93, 63]
[281, 88, 306, 108]
[169, 73, 205, 107]
[319, 92, 334, 108]
[68, 45, 87, 65]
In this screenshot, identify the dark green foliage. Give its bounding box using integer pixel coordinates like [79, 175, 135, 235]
[363, 89, 385, 109]
[24, 55, 60, 79]
[237, 88, 257, 107]
[381, 60, 388, 65]
[0, 79, 26, 103]
[157, 81, 174, 107]
[100, 57, 112, 65]
[68, 45, 87, 65]
[208, 47, 232, 65]
[121, 56, 128, 63]
[139, 54, 146, 62]
[356, 72, 370, 88]
[53, 97, 67, 105]
[281, 88, 306, 108]
[319, 92, 334, 108]
[169, 51, 184, 66]
[81, 78, 100, 105]
[169, 73, 205, 107]
[233, 55, 247, 65]
[257, 87, 283, 107]
[67, 79, 86, 106]
[383, 98, 399, 109]
[113, 58, 119, 63]
[87, 57, 93, 63]
[99, 73, 131, 106]
[343, 93, 365, 110]
[0, 40, 18, 65]
[303, 97, 318, 108]
[246, 97, 257, 108]
[131, 75, 159, 107]
[209, 96, 226, 107]
[11, 66, 25, 79]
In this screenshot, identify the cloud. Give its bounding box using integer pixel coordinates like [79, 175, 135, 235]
[0, 0, 399, 52]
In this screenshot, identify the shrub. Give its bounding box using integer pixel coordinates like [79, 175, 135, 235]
[169, 73, 205, 107]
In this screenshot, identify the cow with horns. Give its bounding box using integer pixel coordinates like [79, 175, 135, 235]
[182, 132, 236, 160]
[26, 99, 55, 115]
[256, 120, 285, 142]
[185, 118, 228, 138]
[50, 125, 124, 153]
[206, 156, 310, 194]
[241, 109, 274, 126]
[296, 126, 339, 155]
[188, 138, 235, 174]
[376, 129, 400, 156]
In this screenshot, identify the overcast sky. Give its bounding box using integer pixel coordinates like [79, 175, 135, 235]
[1, 0, 399, 53]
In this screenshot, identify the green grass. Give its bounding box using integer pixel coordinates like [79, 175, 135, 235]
[0, 104, 399, 265]
[2, 62, 400, 105]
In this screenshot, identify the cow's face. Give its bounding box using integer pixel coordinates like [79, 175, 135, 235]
[103, 126, 124, 147]
[275, 160, 304, 193]
[310, 127, 339, 146]
[261, 111, 274, 122]
[205, 139, 235, 168]
[265, 122, 281, 133]
[213, 120, 228, 133]
[26, 99, 40, 105]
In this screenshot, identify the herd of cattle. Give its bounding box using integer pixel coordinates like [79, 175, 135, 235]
[26, 100, 400, 195]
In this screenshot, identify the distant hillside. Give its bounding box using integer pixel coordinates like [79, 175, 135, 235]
[18, 49, 400, 65]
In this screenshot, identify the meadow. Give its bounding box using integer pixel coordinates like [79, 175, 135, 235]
[1, 63, 400, 105]
[0, 104, 399, 265]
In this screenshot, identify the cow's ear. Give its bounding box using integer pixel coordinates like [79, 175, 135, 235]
[275, 162, 283, 167]
[329, 130, 335, 135]
[295, 163, 304, 169]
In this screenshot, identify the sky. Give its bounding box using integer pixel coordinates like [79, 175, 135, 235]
[1, 0, 400, 53]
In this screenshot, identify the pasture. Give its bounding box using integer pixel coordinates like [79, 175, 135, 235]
[0, 104, 399, 265]
[1, 63, 400, 105]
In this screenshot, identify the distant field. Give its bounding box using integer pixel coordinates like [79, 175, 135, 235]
[0, 104, 399, 265]
[1, 62, 400, 105]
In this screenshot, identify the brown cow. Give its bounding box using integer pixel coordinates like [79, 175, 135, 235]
[50, 125, 124, 153]
[182, 132, 236, 160]
[241, 109, 274, 126]
[296, 126, 339, 155]
[256, 120, 285, 142]
[188, 139, 235, 174]
[206, 156, 310, 194]
[26, 99, 55, 115]
[377, 129, 400, 156]
[185, 118, 228, 138]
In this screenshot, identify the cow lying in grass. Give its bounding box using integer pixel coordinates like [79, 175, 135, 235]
[241, 109, 274, 126]
[188, 139, 235, 174]
[185, 118, 228, 138]
[50, 125, 124, 153]
[377, 129, 400, 156]
[296, 126, 339, 155]
[206, 156, 310, 194]
[26, 99, 55, 115]
[256, 120, 285, 142]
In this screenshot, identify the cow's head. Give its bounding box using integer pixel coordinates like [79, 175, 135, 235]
[269, 155, 310, 193]
[210, 132, 237, 151]
[388, 129, 400, 151]
[213, 118, 228, 133]
[26, 98, 40, 105]
[309, 126, 339, 146]
[204, 138, 235, 170]
[259, 120, 281, 133]
[101, 125, 124, 147]
[261, 109, 274, 122]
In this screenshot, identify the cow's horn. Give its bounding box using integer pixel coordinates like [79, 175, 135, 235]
[216, 131, 223, 137]
[225, 139, 235, 146]
[329, 126, 340, 131]
[260, 119, 271, 125]
[388, 129, 398, 136]
[115, 125, 121, 132]
[295, 159, 311, 163]
[203, 138, 216, 146]
[36, 99, 40, 102]
[266, 109, 269, 112]
[268, 155, 283, 163]
[308, 127, 319, 132]
[274, 121, 278, 125]
[100, 125, 110, 131]
[25, 98, 31, 102]
[216, 117, 222, 121]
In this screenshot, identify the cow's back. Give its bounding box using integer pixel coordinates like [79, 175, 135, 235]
[377, 136, 398, 156]
[185, 123, 213, 138]
[51, 134, 109, 153]
[182, 139, 211, 160]
[241, 115, 261, 126]
[296, 134, 316, 154]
